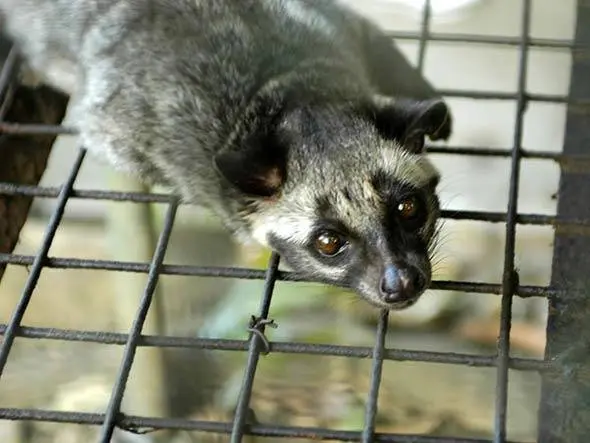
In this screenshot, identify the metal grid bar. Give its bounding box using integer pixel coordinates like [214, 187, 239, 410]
[0, 122, 581, 159]
[98, 199, 179, 442]
[0, 137, 579, 162]
[0, 90, 580, 119]
[493, 1, 532, 441]
[229, 252, 281, 442]
[387, 30, 576, 50]
[361, 310, 390, 443]
[0, 323, 549, 371]
[2, 180, 589, 225]
[0, 46, 18, 121]
[0, 147, 86, 376]
[0, 408, 530, 443]
[360, 3, 433, 440]
[416, 0, 431, 72]
[0, 251, 564, 298]
[0, 47, 17, 94]
[0, 2, 585, 442]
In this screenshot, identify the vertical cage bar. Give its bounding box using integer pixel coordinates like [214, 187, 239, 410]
[361, 309, 389, 443]
[0, 45, 18, 120]
[0, 147, 86, 377]
[494, 1, 532, 442]
[538, 1, 590, 442]
[104, 171, 171, 426]
[0, 46, 17, 91]
[98, 199, 179, 443]
[229, 252, 281, 443]
[417, 0, 432, 71]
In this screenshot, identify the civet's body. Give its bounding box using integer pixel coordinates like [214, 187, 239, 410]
[0, 0, 452, 309]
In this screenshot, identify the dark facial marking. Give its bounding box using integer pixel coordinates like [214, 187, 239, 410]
[368, 170, 433, 248]
[370, 169, 414, 196]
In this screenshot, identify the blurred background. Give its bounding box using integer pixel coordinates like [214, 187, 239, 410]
[0, 0, 574, 441]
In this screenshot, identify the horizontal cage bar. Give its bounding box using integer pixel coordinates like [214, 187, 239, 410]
[1, 184, 588, 227]
[388, 30, 576, 49]
[0, 251, 559, 298]
[0, 324, 548, 372]
[0, 408, 530, 443]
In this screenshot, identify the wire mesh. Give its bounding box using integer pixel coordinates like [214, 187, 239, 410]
[492, 1, 531, 440]
[0, 1, 589, 442]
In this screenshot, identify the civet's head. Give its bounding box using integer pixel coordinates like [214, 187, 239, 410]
[215, 93, 452, 309]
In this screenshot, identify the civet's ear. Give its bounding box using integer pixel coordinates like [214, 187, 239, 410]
[214, 137, 286, 198]
[370, 96, 452, 153]
[214, 89, 288, 198]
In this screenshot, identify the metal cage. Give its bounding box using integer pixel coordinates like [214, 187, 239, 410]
[1, 0, 589, 442]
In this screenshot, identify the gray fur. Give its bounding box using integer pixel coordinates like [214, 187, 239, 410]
[0, 0, 452, 309]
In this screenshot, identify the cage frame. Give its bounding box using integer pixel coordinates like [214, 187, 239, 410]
[0, 0, 590, 442]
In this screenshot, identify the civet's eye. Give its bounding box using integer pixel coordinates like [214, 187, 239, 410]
[314, 230, 348, 257]
[397, 196, 420, 220]
[396, 195, 426, 230]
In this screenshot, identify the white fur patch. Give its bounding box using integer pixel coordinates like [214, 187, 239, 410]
[251, 213, 315, 247]
[44, 58, 79, 95]
[250, 212, 348, 280]
[380, 148, 438, 188]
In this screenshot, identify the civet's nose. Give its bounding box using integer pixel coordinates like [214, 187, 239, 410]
[379, 264, 425, 304]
